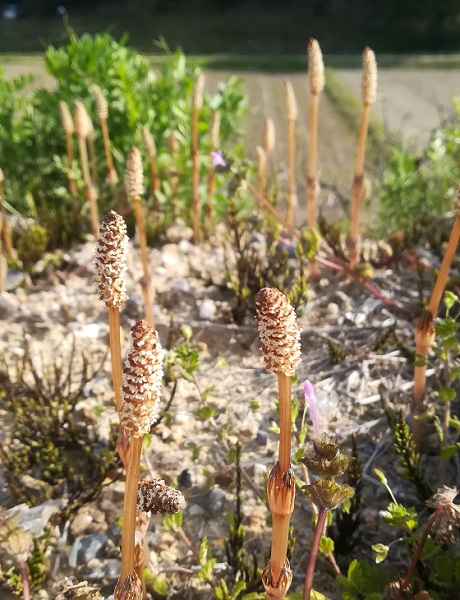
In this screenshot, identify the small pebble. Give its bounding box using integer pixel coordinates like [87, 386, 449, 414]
[256, 430, 268, 446]
[178, 468, 194, 488]
[199, 298, 217, 320]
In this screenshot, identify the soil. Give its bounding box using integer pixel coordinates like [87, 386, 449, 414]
[0, 220, 457, 599]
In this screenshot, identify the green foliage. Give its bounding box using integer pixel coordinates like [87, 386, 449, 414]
[16, 224, 48, 274]
[337, 559, 388, 599]
[378, 102, 460, 239]
[0, 32, 246, 246]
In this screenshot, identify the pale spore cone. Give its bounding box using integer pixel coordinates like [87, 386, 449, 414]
[192, 72, 205, 110]
[59, 100, 74, 135]
[137, 478, 185, 514]
[125, 146, 144, 198]
[73, 101, 90, 138]
[142, 127, 156, 157]
[91, 84, 108, 119]
[362, 47, 377, 105]
[284, 80, 298, 121]
[308, 38, 325, 95]
[256, 288, 301, 376]
[120, 321, 163, 438]
[94, 211, 129, 308]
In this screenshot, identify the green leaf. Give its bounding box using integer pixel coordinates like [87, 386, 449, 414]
[231, 581, 247, 599]
[249, 400, 261, 411]
[199, 536, 208, 565]
[268, 421, 280, 434]
[381, 503, 418, 531]
[440, 443, 460, 459]
[216, 356, 228, 368]
[143, 433, 153, 449]
[414, 353, 428, 367]
[374, 468, 387, 487]
[201, 385, 215, 401]
[449, 416, 460, 432]
[162, 511, 182, 532]
[152, 574, 168, 595]
[319, 536, 334, 555]
[450, 367, 460, 382]
[372, 543, 389, 564]
[292, 448, 305, 465]
[197, 557, 216, 583]
[92, 405, 106, 416]
[439, 386, 457, 403]
[197, 406, 216, 420]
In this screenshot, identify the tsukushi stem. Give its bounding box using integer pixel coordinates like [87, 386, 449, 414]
[108, 307, 123, 416]
[302, 508, 328, 600]
[120, 437, 143, 581]
[133, 195, 154, 327]
[191, 107, 200, 244]
[277, 373, 292, 474]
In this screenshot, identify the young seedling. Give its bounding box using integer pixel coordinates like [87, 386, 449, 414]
[114, 320, 163, 599]
[284, 80, 298, 226]
[207, 110, 220, 231]
[264, 118, 276, 190]
[94, 210, 129, 466]
[91, 84, 118, 186]
[59, 100, 78, 201]
[191, 73, 205, 244]
[142, 127, 160, 214]
[74, 101, 99, 238]
[256, 288, 301, 599]
[306, 38, 325, 279]
[348, 48, 377, 270]
[125, 146, 154, 328]
[300, 437, 353, 600]
[412, 191, 460, 449]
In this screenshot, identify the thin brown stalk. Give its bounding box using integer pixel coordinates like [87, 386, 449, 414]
[349, 47, 377, 271]
[428, 209, 460, 317]
[142, 127, 160, 213]
[120, 436, 143, 581]
[285, 80, 297, 225]
[75, 102, 99, 237]
[307, 39, 325, 279]
[126, 147, 155, 327]
[412, 310, 436, 450]
[207, 110, 220, 231]
[133, 195, 154, 327]
[168, 130, 179, 220]
[256, 145, 267, 201]
[17, 559, 31, 600]
[302, 508, 328, 600]
[191, 74, 205, 244]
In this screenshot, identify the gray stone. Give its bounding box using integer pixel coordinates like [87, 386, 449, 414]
[256, 430, 268, 446]
[199, 299, 217, 320]
[77, 532, 108, 564]
[200, 486, 226, 518]
[0, 291, 19, 318]
[104, 558, 122, 583]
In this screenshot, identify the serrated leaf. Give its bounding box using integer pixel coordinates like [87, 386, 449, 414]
[372, 543, 389, 564]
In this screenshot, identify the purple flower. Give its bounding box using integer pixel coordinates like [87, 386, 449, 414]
[303, 380, 320, 437]
[211, 151, 227, 169]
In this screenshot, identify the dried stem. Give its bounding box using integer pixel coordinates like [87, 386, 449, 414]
[17, 559, 30, 600]
[108, 307, 128, 467]
[133, 195, 154, 327]
[302, 508, 328, 600]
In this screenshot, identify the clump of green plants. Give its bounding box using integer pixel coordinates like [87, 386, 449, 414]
[378, 98, 460, 242]
[16, 224, 48, 275]
[0, 336, 117, 509]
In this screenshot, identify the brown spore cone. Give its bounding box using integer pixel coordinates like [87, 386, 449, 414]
[137, 478, 185, 514]
[94, 211, 128, 308]
[256, 288, 301, 376]
[120, 320, 163, 438]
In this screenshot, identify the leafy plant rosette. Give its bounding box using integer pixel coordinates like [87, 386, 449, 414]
[0, 31, 246, 247]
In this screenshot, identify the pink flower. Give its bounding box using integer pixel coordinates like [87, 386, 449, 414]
[303, 380, 320, 437]
[211, 151, 227, 169]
